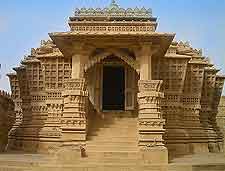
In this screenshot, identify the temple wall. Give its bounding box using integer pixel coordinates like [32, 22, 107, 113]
[158, 57, 191, 157]
[217, 96, 225, 150]
[0, 91, 14, 152]
[7, 42, 73, 152]
[182, 62, 208, 153]
[154, 42, 225, 158]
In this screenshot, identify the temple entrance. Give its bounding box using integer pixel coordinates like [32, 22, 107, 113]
[102, 66, 125, 111]
[86, 55, 138, 112]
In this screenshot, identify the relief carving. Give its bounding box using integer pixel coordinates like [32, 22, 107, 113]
[138, 80, 163, 92]
[139, 120, 165, 127]
[64, 79, 86, 91]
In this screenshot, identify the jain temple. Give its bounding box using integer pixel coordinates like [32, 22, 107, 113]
[1, 1, 225, 170]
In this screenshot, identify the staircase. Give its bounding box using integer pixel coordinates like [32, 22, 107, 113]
[83, 111, 140, 164]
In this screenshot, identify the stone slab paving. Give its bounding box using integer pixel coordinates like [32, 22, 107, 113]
[0, 152, 225, 171]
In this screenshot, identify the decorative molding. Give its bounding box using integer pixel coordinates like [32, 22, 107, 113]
[138, 80, 163, 92]
[85, 51, 139, 72]
[64, 79, 86, 91]
[139, 121, 165, 127]
[71, 25, 155, 33]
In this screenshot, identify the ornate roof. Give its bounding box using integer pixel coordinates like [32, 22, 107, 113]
[73, 0, 153, 19]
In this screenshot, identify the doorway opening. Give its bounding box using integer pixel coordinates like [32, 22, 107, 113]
[102, 65, 125, 111]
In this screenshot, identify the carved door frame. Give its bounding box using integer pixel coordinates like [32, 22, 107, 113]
[125, 65, 136, 111]
[87, 57, 138, 112]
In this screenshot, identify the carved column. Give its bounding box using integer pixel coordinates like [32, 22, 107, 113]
[61, 78, 88, 145]
[61, 51, 89, 146]
[137, 44, 168, 164]
[11, 66, 33, 151]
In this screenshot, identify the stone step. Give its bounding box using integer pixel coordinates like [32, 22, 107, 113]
[84, 151, 139, 156]
[31, 164, 167, 171]
[88, 136, 137, 140]
[1, 154, 225, 171]
[0, 159, 51, 168]
[0, 166, 30, 171]
[89, 123, 137, 128]
[86, 146, 137, 152]
[88, 133, 137, 136]
[88, 128, 137, 137]
[2, 164, 225, 171]
[87, 142, 137, 146]
[88, 136, 138, 141]
[91, 123, 137, 129]
[70, 152, 142, 163]
[87, 136, 137, 141]
[89, 130, 137, 134]
[70, 158, 142, 165]
[89, 125, 138, 130]
[93, 118, 137, 121]
[91, 118, 137, 123]
[86, 145, 137, 149]
[89, 124, 138, 128]
[96, 113, 137, 117]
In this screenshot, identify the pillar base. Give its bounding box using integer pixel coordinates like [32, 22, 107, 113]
[55, 145, 83, 164]
[140, 146, 168, 164]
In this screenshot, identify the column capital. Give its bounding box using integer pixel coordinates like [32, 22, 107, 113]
[71, 44, 95, 79]
[72, 42, 95, 57]
[133, 43, 152, 57]
[135, 43, 154, 80]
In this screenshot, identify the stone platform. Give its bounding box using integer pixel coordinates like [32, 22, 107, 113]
[0, 152, 225, 171]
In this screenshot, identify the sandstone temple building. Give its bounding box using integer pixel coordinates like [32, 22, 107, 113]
[3, 0, 225, 166]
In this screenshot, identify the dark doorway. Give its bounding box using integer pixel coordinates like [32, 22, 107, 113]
[103, 66, 125, 111]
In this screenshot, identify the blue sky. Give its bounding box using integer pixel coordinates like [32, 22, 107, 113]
[0, 0, 224, 95]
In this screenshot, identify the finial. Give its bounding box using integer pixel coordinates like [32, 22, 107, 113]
[111, 0, 116, 4]
[109, 0, 119, 9]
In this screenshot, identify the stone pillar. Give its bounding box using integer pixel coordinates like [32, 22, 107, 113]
[139, 43, 152, 80]
[61, 78, 88, 145]
[72, 54, 81, 79]
[12, 66, 34, 151]
[137, 44, 168, 164]
[61, 52, 89, 146]
[72, 53, 88, 79]
[138, 80, 167, 163]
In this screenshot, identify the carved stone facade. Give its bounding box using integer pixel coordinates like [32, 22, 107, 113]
[3, 0, 225, 164]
